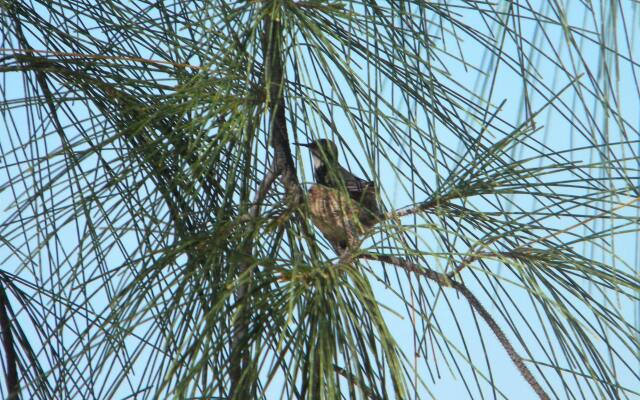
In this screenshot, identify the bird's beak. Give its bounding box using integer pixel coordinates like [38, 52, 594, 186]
[293, 142, 311, 148]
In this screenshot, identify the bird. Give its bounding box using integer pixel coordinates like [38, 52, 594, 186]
[295, 139, 381, 252]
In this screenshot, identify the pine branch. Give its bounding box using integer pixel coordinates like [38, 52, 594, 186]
[358, 253, 550, 400]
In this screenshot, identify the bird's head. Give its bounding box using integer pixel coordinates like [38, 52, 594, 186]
[294, 139, 339, 167]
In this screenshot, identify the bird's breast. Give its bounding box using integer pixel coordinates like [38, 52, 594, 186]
[307, 184, 376, 249]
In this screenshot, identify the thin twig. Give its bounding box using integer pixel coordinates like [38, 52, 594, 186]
[386, 198, 439, 219]
[246, 168, 279, 220]
[359, 253, 550, 400]
[333, 365, 381, 400]
[446, 254, 479, 280]
[0, 47, 207, 71]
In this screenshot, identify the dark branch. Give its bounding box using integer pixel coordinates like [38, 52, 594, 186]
[0, 283, 19, 400]
[262, 13, 302, 201]
[230, 10, 302, 398]
[452, 281, 550, 400]
[358, 253, 550, 400]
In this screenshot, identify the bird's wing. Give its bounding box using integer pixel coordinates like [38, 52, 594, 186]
[339, 166, 374, 192]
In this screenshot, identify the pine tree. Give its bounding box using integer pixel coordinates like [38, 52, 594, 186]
[1, 1, 639, 399]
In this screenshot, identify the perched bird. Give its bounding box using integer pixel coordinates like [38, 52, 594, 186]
[295, 139, 381, 252]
